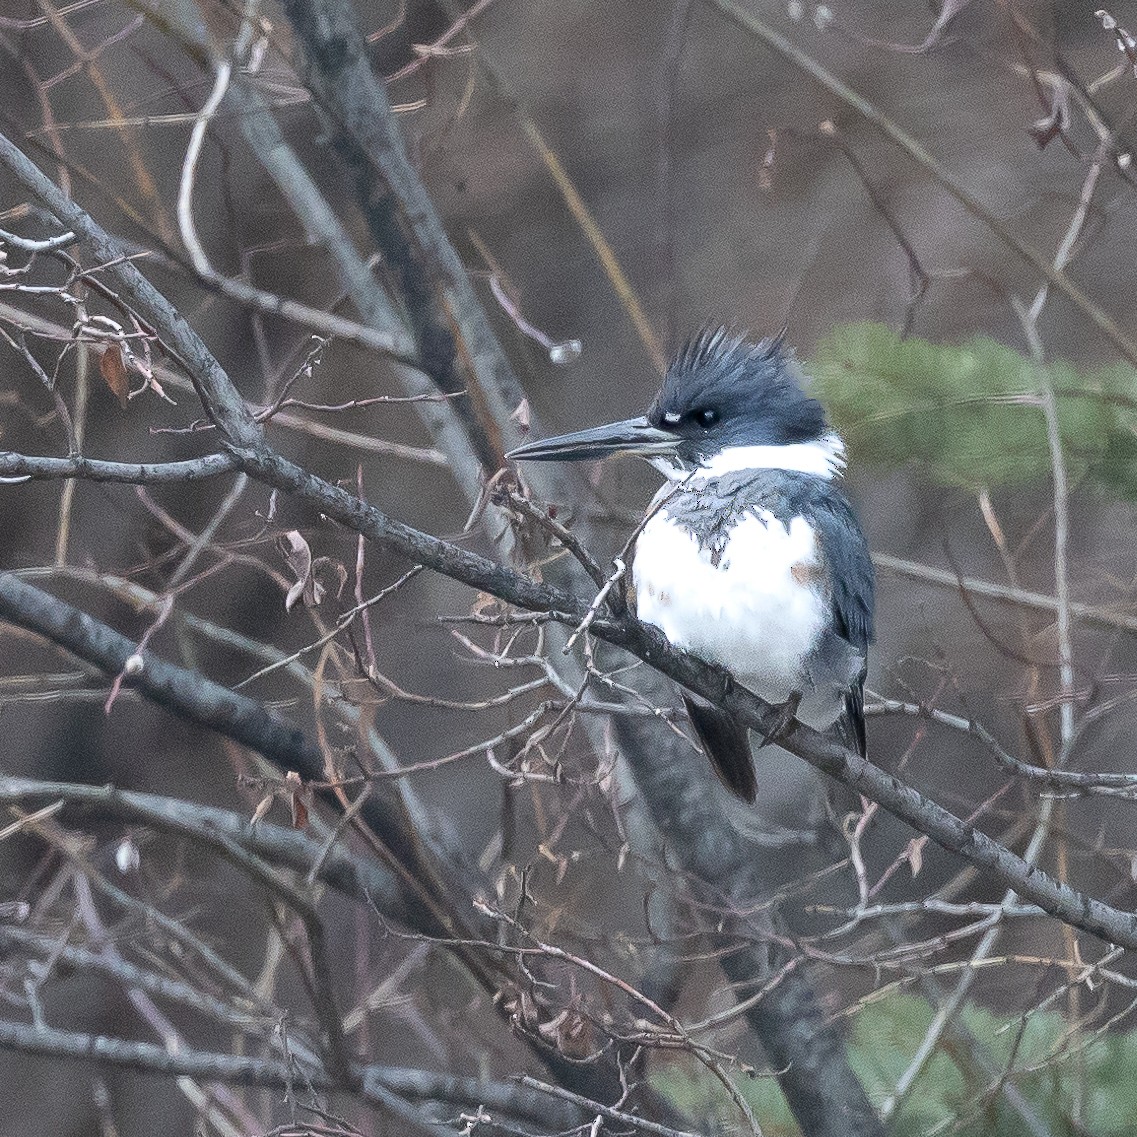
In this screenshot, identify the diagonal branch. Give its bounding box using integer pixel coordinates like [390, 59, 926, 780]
[0, 569, 671, 1117]
[209, 448, 1137, 951]
[280, 0, 534, 471]
[0, 571, 432, 883]
[3, 477, 1137, 951]
[0, 128, 258, 446]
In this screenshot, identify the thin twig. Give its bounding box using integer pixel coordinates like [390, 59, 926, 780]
[564, 559, 625, 654]
[706, 0, 1137, 365]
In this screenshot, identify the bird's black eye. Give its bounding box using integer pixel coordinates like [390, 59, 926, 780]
[692, 408, 718, 428]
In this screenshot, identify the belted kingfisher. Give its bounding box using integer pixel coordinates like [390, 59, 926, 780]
[508, 328, 874, 803]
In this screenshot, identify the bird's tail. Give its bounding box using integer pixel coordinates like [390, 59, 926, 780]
[834, 684, 867, 758]
[683, 694, 757, 802]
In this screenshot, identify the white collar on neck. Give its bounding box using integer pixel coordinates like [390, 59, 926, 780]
[652, 433, 845, 481]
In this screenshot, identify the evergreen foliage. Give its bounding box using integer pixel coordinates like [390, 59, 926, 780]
[808, 323, 1137, 497]
[655, 992, 1137, 1134]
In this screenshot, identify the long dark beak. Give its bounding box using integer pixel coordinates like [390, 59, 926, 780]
[507, 416, 677, 463]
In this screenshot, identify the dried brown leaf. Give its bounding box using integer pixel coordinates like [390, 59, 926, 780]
[285, 770, 309, 829]
[312, 556, 349, 602]
[279, 530, 316, 611]
[279, 532, 348, 611]
[99, 345, 130, 408]
[907, 837, 924, 878]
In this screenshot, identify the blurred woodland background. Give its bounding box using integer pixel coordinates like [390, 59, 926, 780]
[2, 1, 1137, 1135]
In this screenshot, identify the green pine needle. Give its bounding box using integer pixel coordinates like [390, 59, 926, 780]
[808, 323, 1137, 497]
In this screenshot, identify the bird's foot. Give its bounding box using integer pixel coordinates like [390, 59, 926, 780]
[757, 691, 802, 748]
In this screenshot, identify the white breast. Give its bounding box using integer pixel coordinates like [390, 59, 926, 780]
[633, 507, 828, 706]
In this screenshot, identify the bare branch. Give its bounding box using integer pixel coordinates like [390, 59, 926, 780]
[0, 1020, 583, 1133]
[280, 0, 535, 471]
[3, 484, 1137, 953]
[0, 450, 237, 483]
[874, 552, 1137, 636]
[870, 697, 1137, 794]
[0, 128, 259, 445]
[707, 0, 1137, 366]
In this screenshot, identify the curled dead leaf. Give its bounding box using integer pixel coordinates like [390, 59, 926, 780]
[99, 344, 130, 408]
[285, 770, 309, 830]
[280, 531, 314, 611]
[907, 837, 924, 878]
[278, 531, 345, 611]
[312, 556, 349, 602]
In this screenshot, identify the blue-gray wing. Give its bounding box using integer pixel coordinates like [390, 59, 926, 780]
[814, 492, 874, 756]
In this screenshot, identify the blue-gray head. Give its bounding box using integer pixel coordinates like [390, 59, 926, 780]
[509, 328, 842, 478]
